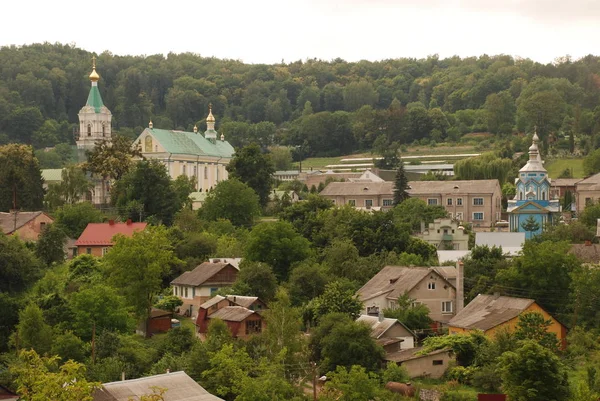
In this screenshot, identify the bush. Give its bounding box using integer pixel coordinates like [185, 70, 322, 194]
[442, 390, 478, 401]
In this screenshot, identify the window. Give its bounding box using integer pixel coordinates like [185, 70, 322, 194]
[193, 165, 197, 177]
[40, 222, 46, 230]
[102, 247, 109, 256]
[542, 192, 546, 200]
[473, 212, 484, 221]
[184, 287, 188, 298]
[432, 360, 444, 366]
[383, 199, 393, 207]
[204, 166, 208, 179]
[210, 287, 219, 295]
[519, 191, 523, 200]
[246, 319, 262, 335]
[456, 198, 463, 206]
[174, 287, 178, 296]
[442, 301, 453, 314]
[87, 124, 92, 137]
[411, 301, 422, 308]
[102, 124, 106, 137]
[428, 282, 436, 290]
[348, 199, 356, 206]
[182, 164, 187, 176]
[473, 198, 484, 206]
[427, 198, 438, 206]
[144, 136, 153, 152]
[447, 198, 453, 206]
[86, 247, 92, 254]
[365, 199, 373, 208]
[456, 212, 463, 220]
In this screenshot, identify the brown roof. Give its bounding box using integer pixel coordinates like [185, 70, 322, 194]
[93, 371, 223, 401]
[569, 244, 600, 264]
[551, 178, 581, 187]
[320, 182, 394, 196]
[385, 346, 451, 363]
[448, 294, 535, 331]
[200, 295, 226, 309]
[356, 315, 416, 339]
[171, 262, 236, 286]
[0, 211, 48, 234]
[225, 295, 258, 308]
[407, 179, 500, 195]
[357, 266, 452, 302]
[577, 173, 600, 185]
[208, 306, 255, 322]
[150, 308, 172, 319]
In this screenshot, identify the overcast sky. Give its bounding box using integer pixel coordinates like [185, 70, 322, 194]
[2, 0, 599, 64]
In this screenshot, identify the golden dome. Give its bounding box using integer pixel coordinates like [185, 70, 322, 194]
[206, 103, 215, 123]
[89, 68, 100, 82]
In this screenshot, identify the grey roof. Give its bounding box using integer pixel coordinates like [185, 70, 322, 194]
[357, 266, 453, 302]
[93, 371, 223, 401]
[577, 172, 600, 185]
[475, 232, 524, 253]
[448, 294, 534, 331]
[551, 178, 581, 187]
[320, 182, 394, 197]
[200, 295, 226, 309]
[385, 346, 451, 363]
[171, 262, 236, 286]
[41, 168, 64, 183]
[356, 315, 416, 339]
[437, 250, 471, 264]
[569, 244, 600, 264]
[0, 211, 48, 234]
[208, 306, 254, 322]
[407, 180, 500, 195]
[225, 295, 258, 309]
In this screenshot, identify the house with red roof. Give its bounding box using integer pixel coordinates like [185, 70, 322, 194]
[75, 219, 147, 257]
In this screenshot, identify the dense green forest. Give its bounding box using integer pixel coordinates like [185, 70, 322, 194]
[3, 43, 600, 160]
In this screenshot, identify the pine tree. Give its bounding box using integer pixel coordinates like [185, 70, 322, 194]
[393, 163, 409, 206]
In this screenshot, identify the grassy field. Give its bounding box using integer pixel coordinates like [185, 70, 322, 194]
[545, 158, 585, 178]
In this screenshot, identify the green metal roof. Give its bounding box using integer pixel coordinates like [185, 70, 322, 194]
[189, 192, 208, 202]
[41, 169, 64, 183]
[86, 85, 104, 113]
[147, 128, 235, 158]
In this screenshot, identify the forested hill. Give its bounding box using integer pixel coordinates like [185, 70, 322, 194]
[2, 42, 600, 159]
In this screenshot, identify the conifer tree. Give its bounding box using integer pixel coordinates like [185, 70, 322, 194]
[393, 162, 409, 206]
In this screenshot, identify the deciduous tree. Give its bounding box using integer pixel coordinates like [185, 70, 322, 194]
[226, 144, 275, 207]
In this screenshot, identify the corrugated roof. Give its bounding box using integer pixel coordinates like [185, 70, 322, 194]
[358, 266, 434, 302]
[208, 306, 254, 322]
[0, 211, 47, 234]
[448, 294, 534, 331]
[475, 232, 525, 250]
[145, 128, 234, 158]
[93, 371, 223, 401]
[75, 222, 147, 246]
[200, 295, 226, 309]
[433, 266, 457, 281]
[320, 182, 394, 196]
[41, 168, 64, 182]
[407, 179, 500, 195]
[226, 295, 258, 309]
[385, 346, 451, 363]
[356, 315, 416, 339]
[171, 262, 236, 286]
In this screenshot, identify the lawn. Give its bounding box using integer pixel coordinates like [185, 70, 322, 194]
[545, 158, 585, 179]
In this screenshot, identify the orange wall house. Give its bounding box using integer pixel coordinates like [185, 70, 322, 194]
[448, 294, 567, 349]
[0, 211, 54, 241]
[75, 220, 147, 257]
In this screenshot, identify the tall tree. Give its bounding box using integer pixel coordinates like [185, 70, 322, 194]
[226, 144, 275, 207]
[35, 223, 67, 266]
[200, 179, 260, 227]
[54, 202, 104, 239]
[0, 144, 45, 212]
[111, 160, 180, 225]
[0, 232, 44, 293]
[13, 303, 53, 355]
[393, 162, 409, 206]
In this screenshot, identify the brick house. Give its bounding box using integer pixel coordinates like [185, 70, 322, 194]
[196, 295, 267, 339]
[74, 220, 147, 257]
[0, 211, 54, 241]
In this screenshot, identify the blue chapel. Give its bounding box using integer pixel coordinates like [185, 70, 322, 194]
[507, 133, 560, 239]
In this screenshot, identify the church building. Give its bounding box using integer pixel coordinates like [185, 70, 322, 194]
[76, 57, 112, 205]
[507, 133, 560, 238]
[134, 107, 234, 192]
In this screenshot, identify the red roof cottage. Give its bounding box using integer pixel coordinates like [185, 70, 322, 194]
[196, 295, 267, 339]
[75, 220, 147, 257]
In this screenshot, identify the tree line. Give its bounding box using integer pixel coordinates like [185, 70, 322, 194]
[3, 43, 600, 160]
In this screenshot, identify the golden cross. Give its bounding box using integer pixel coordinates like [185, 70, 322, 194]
[92, 56, 96, 69]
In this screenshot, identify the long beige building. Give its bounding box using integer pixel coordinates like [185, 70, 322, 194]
[407, 180, 502, 230]
[575, 173, 600, 213]
[319, 181, 394, 211]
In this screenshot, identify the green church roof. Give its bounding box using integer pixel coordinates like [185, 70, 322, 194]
[86, 85, 104, 113]
[41, 169, 64, 183]
[147, 128, 235, 158]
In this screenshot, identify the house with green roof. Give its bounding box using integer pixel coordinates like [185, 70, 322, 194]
[134, 106, 234, 192]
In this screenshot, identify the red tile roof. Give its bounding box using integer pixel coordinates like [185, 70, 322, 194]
[75, 221, 147, 246]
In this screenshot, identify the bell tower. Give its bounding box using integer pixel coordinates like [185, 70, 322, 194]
[77, 56, 112, 152]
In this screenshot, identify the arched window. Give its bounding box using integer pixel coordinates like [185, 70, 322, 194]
[204, 166, 208, 179]
[519, 191, 523, 200]
[182, 164, 187, 176]
[87, 124, 92, 137]
[542, 192, 546, 200]
[144, 136, 153, 152]
[102, 124, 106, 137]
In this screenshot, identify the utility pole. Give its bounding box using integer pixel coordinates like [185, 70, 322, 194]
[312, 361, 318, 401]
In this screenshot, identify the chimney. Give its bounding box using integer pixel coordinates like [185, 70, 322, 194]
[378, 310, 385, 323]
[166, 369, 170, 374]
[121, 371, 125, 381]
[109, 219, 115, 226]
[585, 240, 592, 246]
[126, 219, 132, 225]
[456, 261, 464, 313]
